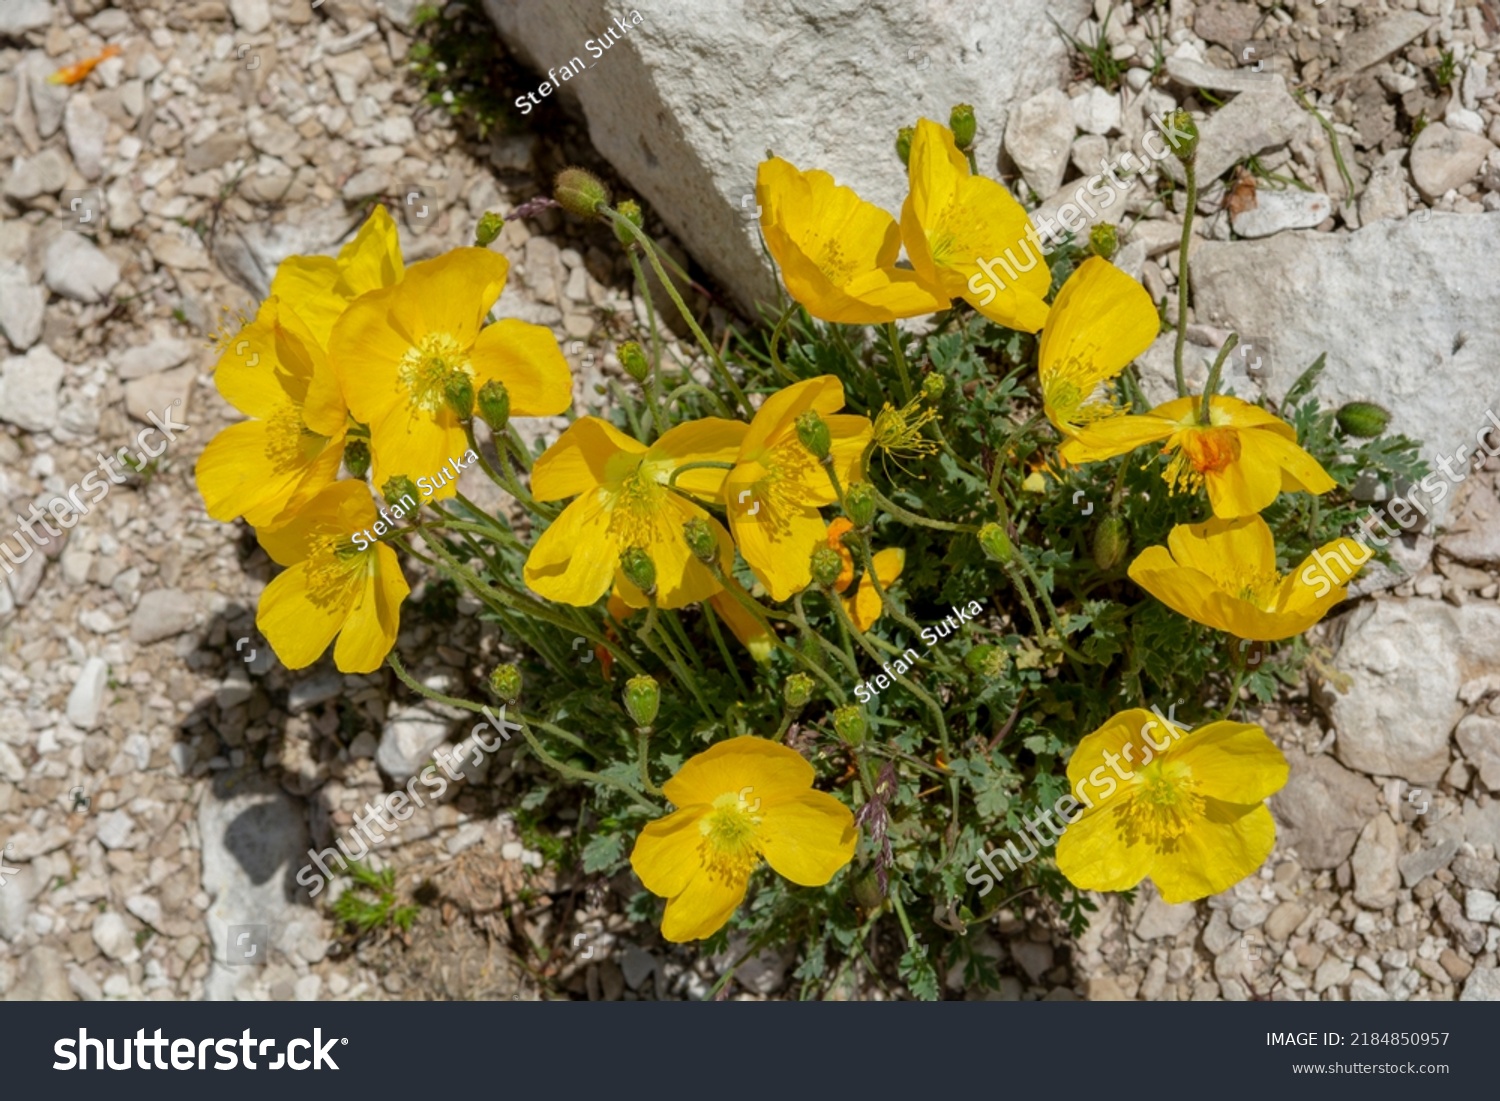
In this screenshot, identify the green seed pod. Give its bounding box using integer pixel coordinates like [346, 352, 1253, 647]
[978, 522, 1013, 564]
[475, 211, 505, 247]
[382, 475, 419, 506]
[795, 410, 832, 461]
[488, 663, 522, 703]
[682, 516, 718, 564]
[1336, 402, 1392, 439]
[1089, 222, 1119, 261]
[784, 672, 814, 710]
[554, 167, 611, 218]
[618, 340, 650, 383]
[832, 704, 866, 746]
[844, 482, 877, 529]
[620, 546, 657, 594]
[810, 545, 844, 588]
[1093, 514, 1130, 572]
[613, 198, 644, 245]
[443, 372, 475, 420]
[623, 673, 660, 728]
[476, 378, 511, 432]
[895, 126, 914, 168]
[1164, 109, 1198, 162]
[963, 644, 1008, 678]
[343, 438, 371, 479]
[949, 103, 976, 150]
[850, 863, 885, 910]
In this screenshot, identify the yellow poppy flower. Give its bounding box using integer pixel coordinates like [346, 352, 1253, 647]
[724, 376, 872, 602]
[826, 517, 904, 631]
[1127, 514, 1367, 641]
[268, 205, 404, 347]
[900, 118, 1051, 332]
[630, 735, 856, 942]
[757, 156, 947, 324]
[255, 481, 410, 674]
[524, 416, 747, 609]
[1038, 257, 1159, 440]
[1057, 709, 1289, 903]
[330, 248, 573, 500]
[196, 296, 346, 528]
[1062, 393, 1336, 519]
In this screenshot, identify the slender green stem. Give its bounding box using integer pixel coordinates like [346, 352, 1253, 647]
[461, 420, 516, 497]
[701, 602, 748, 695]
[830, 595, 949, 745]
[1199, 331, 1238, 425]
[885, 322, 913, 403]
[1173, 157, 1198, 399]
[667, 459, 736, 488]
[627, 249, 668, 438]
[636, 727, 664, 796]
[663, 381, 735, 417]
[871, 486, 975, 533]
[518, 713, 659, 812]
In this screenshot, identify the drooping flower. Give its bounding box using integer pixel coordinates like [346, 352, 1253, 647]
[523, 416, 746, 609]
[196, 296, 347, 528]
[255, 481, 410, 673]
[269, 205, 405, 347]
[756, 156, 947, 324]
[1057, 708, 1288, 903]
[630, 736, 857, 942]
[1062, 393, 1335, 519]
[1127, 514, 1367, 641]
[1037, 256, 1159, 441]
[330, 248, 573, 500]
[825, 517, 904, 631]
[900, 118, 1052, 332]
[724, 377, 872, 602]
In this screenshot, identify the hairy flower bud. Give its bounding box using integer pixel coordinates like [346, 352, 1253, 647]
[620, 546, 657, 594]
[832, 705, 866, 746]
[343, 438, 370, 479]
[618, 340, 650, 383]
[949, 103, 976, 150]
[1164, 109, 1198, 162]
[488, 663, 522, 703]
[443, 372, 475, 420]
[844, 482, 876, 529]
[795, 409, 832, 461]
[475, 211, 505, 247]
[810, 545, 844, 588]
[624, 673, 660, 728]
[1089, 222, 1119, 261]
[613, 198, 644, 245]
[476, 379, 510, 432]
[1093, 514, 1130, 572]
[1335, 401, 1391, 439]
[895, 126, 914, 168]
[682, 516, 718, 564]
[963, 644, 1009, 678]
[382, 475, 418, 506]
[977, 522, 1013, 564]
[920, 372, 947, 402]
[784, 672, 814, 710]
[554, 166, 610, 218]
[850, 863, 885, 910]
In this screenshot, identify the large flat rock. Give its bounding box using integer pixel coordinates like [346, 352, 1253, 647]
[484, 0, 1088, 311]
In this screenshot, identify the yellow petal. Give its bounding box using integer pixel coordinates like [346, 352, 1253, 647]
[660, 867, 750, 943]
[740, 375, 846, 459]
[1148, 803, 1277, 904]
[1059, 413, 1176, 464]
[531, 416, 643, 501]
[755, 790, 856, 886]
[256, 557, 358, 670]
[630, 805, 708, 899]
[709, 591, 776, 662]
[1055, 797, 1154, 894]
[729, 493, 826, 602]
[647, 417, 749, 499]
[469, 319, 574, 418]
[335, 205, 404, 300]
[612, 493, 731, 611]
[1165, 515, 1275, 593]
[663, 735, 815, 808]
[523, 492, 618, 606]
[387, 247, 509, 351]
[332, 543, 409, 674]
[1170, 721, 1289, 805]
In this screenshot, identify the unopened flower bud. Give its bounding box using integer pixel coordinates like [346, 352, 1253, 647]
[784, 672, 814, 710]
[810, 545, 844, 588]
[624, 674, 660, 728]
[1089, 222, 1119, 261]
[613, 199, 644, 245]
[620, 546, 657, 594]
[1164, 109, 1198, 162]
[832, 705, 866, 746]
[475, 211, 505, 247]
[949, 103, 976, 150]
[844, 482, 876, 528]
[850, 863, 885, 909]
[443, 372, 475, 420]
[618, 340, 649, 383]
[383, 475, 418, 506]
[978, 522, 1013, 564]
[554, 166, 610, 218]
[963, 644, 1008, 678]
[488, 663, 522, 703]
[920, 372, 946, 402]
[343, 438, 370, 479]
[682, 517, 718, 564]
[1336, 402, 1391, 439]
[1092, 514, 1130, 572]
[895, 126, 914, 167]
[476, 379, 510, 431]
[795, 410, 831, 461]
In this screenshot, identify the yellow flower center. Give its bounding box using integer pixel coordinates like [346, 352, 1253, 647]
[741, 437, 828, 531]
[927, 229, 958, 268]
[697, 789, 764, 887]
[815, 236, 857, 287]
[398, 332, 474, 415]
[1234, 568, 1282, 611]
[302, 533, 368, 610]
[1043, 350, 1125, 431]
[1164, 426, 1240, 495]
[1115, 760, 1206, 852]
[603, 454, 674, 549]
[263, 404, 329, 474]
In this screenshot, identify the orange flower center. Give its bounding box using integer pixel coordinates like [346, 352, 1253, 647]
[1164, 426, 1240, 495]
